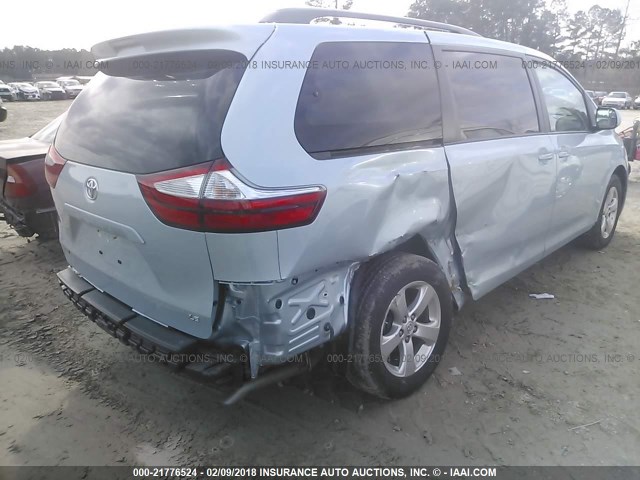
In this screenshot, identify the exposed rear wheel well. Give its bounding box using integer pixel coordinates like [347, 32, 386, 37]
[347, 236, 439, 345]
[389, 235, 437, 264]
[391, 234, 466, 308]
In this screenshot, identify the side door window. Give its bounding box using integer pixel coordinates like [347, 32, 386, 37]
[534, 67, 589, 132]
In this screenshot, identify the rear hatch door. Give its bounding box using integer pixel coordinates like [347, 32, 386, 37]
[51, 26, 274, 339]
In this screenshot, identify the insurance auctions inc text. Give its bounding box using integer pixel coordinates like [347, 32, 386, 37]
[256, 467, 497, 477]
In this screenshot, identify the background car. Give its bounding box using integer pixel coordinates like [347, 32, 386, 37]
[0, 97, 6, 123]
[56, 78, 84, 99]
[0, 114, 65, 238]
[601, 91, 633, 109]
[9, 82, 40, 101]
[0, 82, 17, 102]
[634, 95, 640, 110]
[34, 81, 66, 100]
[594, 91, 608, 106]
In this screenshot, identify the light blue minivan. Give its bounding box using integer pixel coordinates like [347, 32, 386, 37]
[49, 8, 629, 401]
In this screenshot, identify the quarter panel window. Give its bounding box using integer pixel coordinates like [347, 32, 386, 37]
[534, 67, 589, 132]
[295, 42, 442, 159]
[440, 51, 539, 141]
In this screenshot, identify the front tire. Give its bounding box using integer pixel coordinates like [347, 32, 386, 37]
[581, 175, 622, 249]
[347, 252, 452, 399]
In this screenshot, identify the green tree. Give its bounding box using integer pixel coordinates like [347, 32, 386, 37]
[408, 0, 565, 54]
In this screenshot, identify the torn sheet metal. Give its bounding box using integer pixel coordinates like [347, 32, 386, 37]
[275, 148, 466, 308]
[215, 263, 357, 377]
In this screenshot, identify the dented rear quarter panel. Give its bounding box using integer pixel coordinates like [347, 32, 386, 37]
[211, 24, 467, 362]
[218, 25, 464, 305]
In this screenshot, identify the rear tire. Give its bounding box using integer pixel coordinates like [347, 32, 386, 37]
[581, 175, 622, 250]
[347, 252, 452, 399]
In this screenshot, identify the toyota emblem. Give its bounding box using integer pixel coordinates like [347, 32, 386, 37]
[85, 177, 98, 200]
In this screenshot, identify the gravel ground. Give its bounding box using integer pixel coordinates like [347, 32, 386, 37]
[1, 101, 640, 468]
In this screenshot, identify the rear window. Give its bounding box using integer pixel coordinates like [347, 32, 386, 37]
[55, 51, 247, 174]
[295, 42, 442, 159]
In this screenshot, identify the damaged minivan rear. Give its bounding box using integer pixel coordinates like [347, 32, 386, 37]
[51, 10, 628, 402]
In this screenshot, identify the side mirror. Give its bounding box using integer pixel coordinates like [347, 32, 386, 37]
[0, 107, 7, 123]
[595, 107, 620, 130]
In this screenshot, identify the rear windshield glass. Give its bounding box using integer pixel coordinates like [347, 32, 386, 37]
[55, 51, 247, 174]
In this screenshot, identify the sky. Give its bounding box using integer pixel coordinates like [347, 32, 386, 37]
[1, 0, 637, 51]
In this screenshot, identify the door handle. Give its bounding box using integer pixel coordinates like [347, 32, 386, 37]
[557, 150, 571, 159]
[538, 152, 555, 163]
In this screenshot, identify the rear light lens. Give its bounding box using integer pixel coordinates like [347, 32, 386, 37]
[45, 146, 67, 188]
[5, 164, 35, 198]
[137, 159, 326, 233]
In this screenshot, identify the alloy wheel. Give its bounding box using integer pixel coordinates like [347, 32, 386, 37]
[380, 280, 441, 377]
[600, 186, 619, 239]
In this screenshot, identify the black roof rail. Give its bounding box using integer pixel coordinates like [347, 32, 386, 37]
[259, 7, 482, 37]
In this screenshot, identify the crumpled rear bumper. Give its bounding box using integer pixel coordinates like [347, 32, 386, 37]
[57, 263, 355, 379]
[57, 266, 247, 384]
[57, 266, 321, 402]
[58, 267, 200, 359]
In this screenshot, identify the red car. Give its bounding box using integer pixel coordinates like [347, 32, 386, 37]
[619, 119, 640, 162]
[0, 114, 64, 239]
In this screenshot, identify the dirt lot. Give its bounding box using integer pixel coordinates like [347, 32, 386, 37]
[1, 101, 640, 467]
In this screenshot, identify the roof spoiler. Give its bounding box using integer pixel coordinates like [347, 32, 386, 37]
[91, 25, 275, 60]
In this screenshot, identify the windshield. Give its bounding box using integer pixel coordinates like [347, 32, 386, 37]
[31, 113, 66, 143]
[609, 92, 626, 98]
[60, 80, 80, 86]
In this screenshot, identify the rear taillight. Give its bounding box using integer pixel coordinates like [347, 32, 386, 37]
[45, 146, 67, 188]
[5, 164, 35, 198]
[137, 159, 326, 233]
